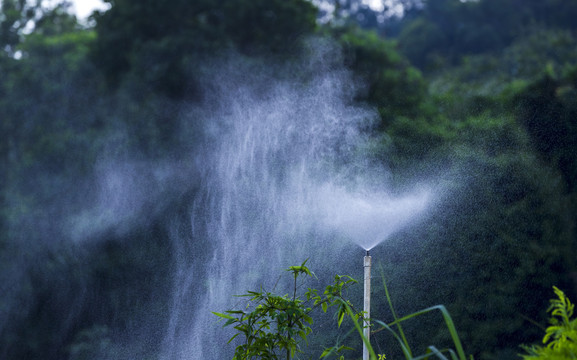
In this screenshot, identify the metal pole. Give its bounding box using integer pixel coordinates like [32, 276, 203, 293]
[363, 250, 371, 360]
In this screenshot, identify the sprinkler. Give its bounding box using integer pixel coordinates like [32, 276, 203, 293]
[363, 250, 371, 360]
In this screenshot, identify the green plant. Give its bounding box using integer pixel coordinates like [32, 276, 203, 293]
[215, 261, 472, 360]
[213, 260, 360, 359]
[320, 270, 469, 360]
[521, 286, 577, 359]
[370, 272, 468, 360]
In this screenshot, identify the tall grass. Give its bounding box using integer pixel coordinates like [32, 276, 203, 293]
[323, 270, 469, 360]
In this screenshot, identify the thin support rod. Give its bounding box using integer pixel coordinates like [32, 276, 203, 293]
[363, 251, 371, 360]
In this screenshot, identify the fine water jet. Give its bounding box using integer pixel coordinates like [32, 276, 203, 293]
[327, 189, 428, 360]
[157, 49, 436, 359]
[317, 184, 430, 251]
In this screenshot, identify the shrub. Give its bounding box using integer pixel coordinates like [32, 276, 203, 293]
[521, 286, 577, 359]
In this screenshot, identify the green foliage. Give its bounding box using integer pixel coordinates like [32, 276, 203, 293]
[378, 21, 577, 360]
[521, 287, 577, 359]
[513, 69, 577, 191]
[319, 295, 377, 360]
[217, 262, 472, 360]
[332, 25, 427, 123]
[363, 272, 469, 360]
[214, 260, 359, 359]
[0, 0, 39, 56]
[398, 0, 577, 70]
[374, 304, 468, 360]
[92, 0, 317, 97]
[222, 0, 317, 54]
[397, 17, 448, 70]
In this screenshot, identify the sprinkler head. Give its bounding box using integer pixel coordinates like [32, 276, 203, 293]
[366, 250, 370, 257]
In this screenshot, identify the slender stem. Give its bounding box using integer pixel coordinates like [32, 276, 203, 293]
[293, 273, 297, 301]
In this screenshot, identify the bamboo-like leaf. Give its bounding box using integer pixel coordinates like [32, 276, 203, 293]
[320, 348, 333, 358]
[337, 308, 345, 328]
[227, 333, 240, 344]
[227, 310, 246, 314]
[337, 345, 354, 352]
[212, 312, 236, 320]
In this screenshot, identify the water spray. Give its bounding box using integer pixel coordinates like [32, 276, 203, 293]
[363, 250, 371, 360]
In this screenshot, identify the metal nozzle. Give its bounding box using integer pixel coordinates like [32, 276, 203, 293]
[366, 250, 370, 257]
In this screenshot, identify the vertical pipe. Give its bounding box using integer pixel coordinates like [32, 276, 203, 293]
[363, 250, 371, 360]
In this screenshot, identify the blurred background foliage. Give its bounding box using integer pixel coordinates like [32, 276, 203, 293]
[0, 0, 576, 359]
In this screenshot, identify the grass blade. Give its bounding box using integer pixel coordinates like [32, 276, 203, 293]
[380, 268, 413, 358]
[383, 305, 467, 360]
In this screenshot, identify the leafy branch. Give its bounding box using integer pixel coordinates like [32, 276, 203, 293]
[214, 261, 471, 360]
[213, 259, 360, 360]
[521, 286, 577, 359]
